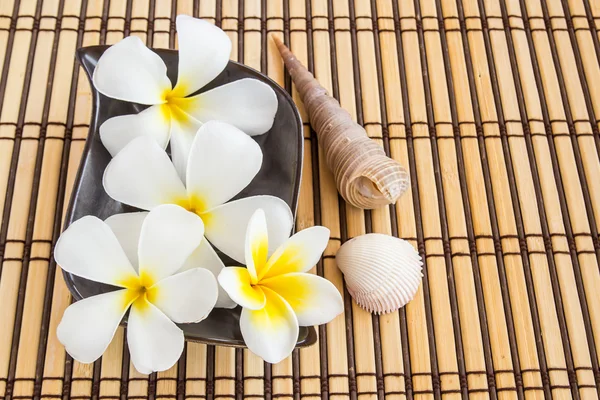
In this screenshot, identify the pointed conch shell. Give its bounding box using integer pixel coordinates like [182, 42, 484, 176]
[335, 234, 423, 314]
[272, 36, 409, 209]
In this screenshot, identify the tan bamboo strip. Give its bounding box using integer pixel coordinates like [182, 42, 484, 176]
[503, 0, 600, 395]
[38, 1, 106, 397]
[128, 363, 150, 398]
[0, 0, 17, 235]
[156, 364, 178, 398]
[100, 329, 126, 398]
[523, 0, 600, 369]
[213, 347, 235, 399]
[222, 0, 239, 65]
[396, 0, 453, 398]
[591, 2, 600, 43]
[0, 0, 33, 229]
[266, 1, 299, 398]
[396, 0, 481, 396]
[400, 0, 492, 394]
[0, 0, 16, 79]
[240, 1, 268, 397]
[480, 0, 580, 397]
[541, 0, 600, 236]
[406, 3, 515, 398]
[97, 4, 129, 396]
[507, 0, 594, 396]
[105, 0, 126, 45]
[285, 0, 343, 397]
[285, 7, 324, 397]
[152, 3, 184, 396]
[342, 0, 397, 398]
[176, 0, 193, 21]
[152, 0, 171, 48]
[370, 2, 411, 398]
[130, 0, 150, 43]
[11, 0, 84, 397]
[460, 0, 548, 396]
[0, 0, 51, 396]
[377, 1, 427, 397]
[306, 0, 352, 397]
[181, 13, 217, 399]
[562, 0, 600, 143]
[328, 0, 380, 398]
[401, 0, 492, 396]
[185, 343, 208, 397]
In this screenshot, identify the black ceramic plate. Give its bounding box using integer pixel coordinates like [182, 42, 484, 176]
[63, 45, 315, 348]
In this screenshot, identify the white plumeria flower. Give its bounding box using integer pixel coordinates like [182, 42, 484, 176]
[103, 120, 294, 270]
[94, 15, 278, 177]
[55, 204, 218, 374]
[218, 209, 344, 364]
[105, 212, 235, 308]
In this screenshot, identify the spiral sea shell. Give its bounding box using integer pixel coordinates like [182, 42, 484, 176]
[336, 234, 423, 314]
[273, 36, 409, 209]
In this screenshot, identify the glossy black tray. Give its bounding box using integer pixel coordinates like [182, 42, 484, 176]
[62, 45, 314, 349]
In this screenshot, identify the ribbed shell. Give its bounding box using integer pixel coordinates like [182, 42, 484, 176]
[336, 234, 423, 314]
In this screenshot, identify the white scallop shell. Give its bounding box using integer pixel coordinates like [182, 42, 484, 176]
[335, 233, 423, 314]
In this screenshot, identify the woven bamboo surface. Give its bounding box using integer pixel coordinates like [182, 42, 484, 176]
[2, 0, 600, 398]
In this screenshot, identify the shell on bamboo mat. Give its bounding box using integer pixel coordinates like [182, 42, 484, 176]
[335, 234, 423, 315]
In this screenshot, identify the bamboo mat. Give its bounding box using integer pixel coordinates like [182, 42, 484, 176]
[2, 0, 600, 398]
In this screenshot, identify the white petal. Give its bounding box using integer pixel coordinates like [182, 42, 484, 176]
[179, 239, 236, 308]
[138, 204, 204, 282]
[99, 105, 171, 157]
[55, 216, 137, 286]
[217, 267, 266, 310]
[261, 226, 330, 280]
[127, 297, 184, 374]
[105, 212, 148, 271]
[261, 273, 343, 326]
[103, 136, 187, 211]
[173, 15, 231, 96]
[186, 121, 262, 212]
[168, 112, 201, 181]
[57, 289, 133, 363]
[184, 79, 278, 136]
[149, 268, 217, 323]
[240, 288, 299, 364]
[201, 196, 293, 264]
[93, 36, 171, 105]
[244, 209, 268, 283]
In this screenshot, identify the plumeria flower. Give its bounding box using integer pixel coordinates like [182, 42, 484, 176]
[56, 204, 218, 374]
[94, 15, 277, 177]
[103, 120, 294, 272]
[105, 212, 235, 308]
[218, 209, 344, 364]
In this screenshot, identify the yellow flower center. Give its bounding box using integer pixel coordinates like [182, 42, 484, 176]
[172, 195, 213, 227]
[159, 85, 199, 125]
[119, 271, 157, 312]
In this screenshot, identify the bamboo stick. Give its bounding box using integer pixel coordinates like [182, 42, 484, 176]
[480, 0, 580, 397]
[306, 0, 353, 398]
[12, 0, 81, 396]
[370, 2, 411, 398]
[414, 0, 492, 395]
[266, 0, 299, 398]
[504, 0, 600, 395]
[523, 0, 600, 372]
[427, 0, 520, 396]
[241, 1, 267, 397]
[0, 0, 50, 396]
[460, 0, 548, 396]
[39, 1, 108, 398]
[327, 0, 379, 397]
